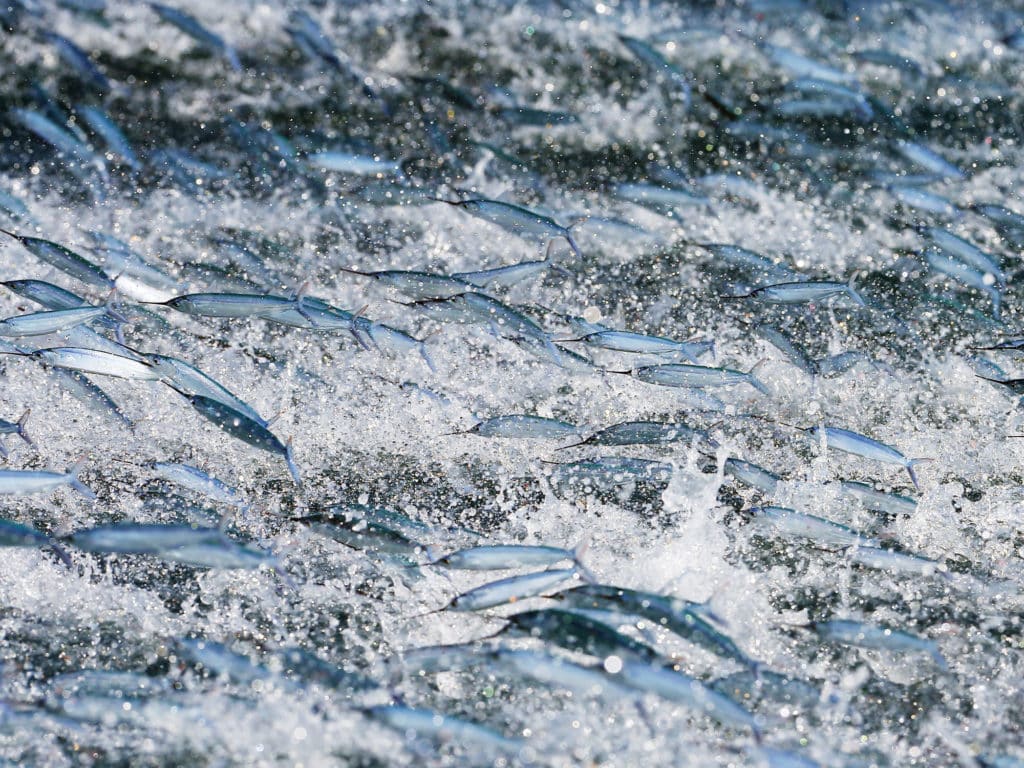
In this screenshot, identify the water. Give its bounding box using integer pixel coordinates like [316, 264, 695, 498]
[0, 0, 1023, 765]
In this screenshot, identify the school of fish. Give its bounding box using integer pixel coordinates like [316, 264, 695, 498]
[0, 0, 1022, 765]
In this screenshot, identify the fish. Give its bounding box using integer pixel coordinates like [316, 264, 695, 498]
[919, 227, 1005, 286]
[438, 567, 584, 612]
[723, 274, 865, 306]
[16, 347, 161, 380]
[427, 542, 589, 571]
[810, 619, 948, 669]
[148, 462, 249, 511]
[166, 387, 300, 486]
[614, 659, 761, 735]
[148, 2, 241, 71]
[570, 329, 712, 362]
[806, 425, 930, 490]
[0, 463, 95, 499]
[77, 106, 140, 171]
[0, 229, 113, 289]
[306, 152, 403, 176]
[502, 608, 663, 662]
[553, 584, 750, 666]
[68, 523, 227, 554]
[435, 198, 583, 259]
[724, 458, 782, 495]
[837, 481, 917, 516]
[452, 259, 552, 291]
[893, 140, 965, 181]
[41, 32, 112, 93]
[146, 291, 298, 318]
[627, 362, 770, 395]
[749, 506, 880, 548]
[143, 353, 267, 426]
[340, 267, 473, 300]
[560, 420, 715, 450]
[9, 109, 106, 176]
[491, 648, 632, 700]
[0, 305, 123, 337]
[293, 508, 424, 557]
[363, 705, 524, 754]
[461, 415, 582, 439]
[618, 35, 692, 109]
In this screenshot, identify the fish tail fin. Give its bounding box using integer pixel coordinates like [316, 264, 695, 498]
[15, 408, 33, 448]
[906, 458, 933, 491]
[847, 270, 867, 306]
[563, 231, 584, 260]
[67, 459, 97, 501]
[419, 342, 437, 373]
[541, 334, 563, 366]
[285, 437, 302, 488]
[423, 545, 444, 566]
[746, 358, 771, 395]
[571, 539, 598, 583]
[49, 540, 73, 568]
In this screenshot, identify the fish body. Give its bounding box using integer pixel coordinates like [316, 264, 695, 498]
[365, 706, 523, 753]
[448, 567, 582, 611]
[632, 363, 769, 394]
[809, 426, 927, 489]
[0, 306, 113, 337]
[0, 466, 94, 499]
[149, 2, 241, 70]
[750, 506, 879, 548]
[32, 347, 160, 380]
[467, 415, 581, 439]
[812, 619, 947, 669]
[615, 659, 760, 734]
[0, 229, 112, 289]
[150, 462, 248, 509]
[431, 543, 584, 570]
[729, 278, 865, 306]
[175, 392, 300, 486]
[724, 458, 781, 494]
[441, 198, 582, 258]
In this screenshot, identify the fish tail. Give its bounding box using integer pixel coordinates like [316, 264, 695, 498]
[49, 540, 73, 568]
[68, 470, 98, 501]
[541, 334, 563, 366]
[906, 458, 933, 491]
[847, 270, 867, 306]
[571, 538, 598, 583]
[284, 437, 303, 488]
[564, 231, 583, 260]
[747, 374, 771, 396]
[419, 343, 437, 373]
[15, 408, 33, 448]
[226, 48, 242, 73]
